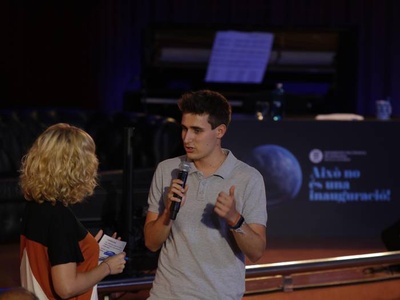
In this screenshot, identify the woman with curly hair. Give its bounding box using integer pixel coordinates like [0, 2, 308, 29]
[19, 123, 126, 300]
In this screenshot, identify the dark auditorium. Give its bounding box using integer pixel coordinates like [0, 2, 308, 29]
[1, 1, 400, 299]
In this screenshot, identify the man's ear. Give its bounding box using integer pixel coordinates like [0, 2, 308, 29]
[216, 124, 227, 138]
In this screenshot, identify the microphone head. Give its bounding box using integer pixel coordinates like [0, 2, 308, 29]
[179, 161, 191, 172]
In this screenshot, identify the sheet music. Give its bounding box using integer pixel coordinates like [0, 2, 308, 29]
[205, 30, 274, 84]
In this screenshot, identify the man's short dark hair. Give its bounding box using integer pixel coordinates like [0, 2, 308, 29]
[178, 90, 232, 129]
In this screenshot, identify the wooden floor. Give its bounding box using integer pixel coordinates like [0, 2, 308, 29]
[2, 237, 400, 299]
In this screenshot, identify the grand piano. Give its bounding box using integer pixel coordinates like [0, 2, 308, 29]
[124, 24, 358, 120]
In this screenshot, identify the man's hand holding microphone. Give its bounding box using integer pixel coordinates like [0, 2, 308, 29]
[169, 161, 190, 220]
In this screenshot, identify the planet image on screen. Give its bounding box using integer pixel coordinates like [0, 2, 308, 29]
[245, 144, 302, 206]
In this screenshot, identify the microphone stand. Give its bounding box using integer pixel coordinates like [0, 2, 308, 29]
[123, 127, 135, 271]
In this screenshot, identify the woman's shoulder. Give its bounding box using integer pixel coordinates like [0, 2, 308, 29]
[28, 200, 76, 223]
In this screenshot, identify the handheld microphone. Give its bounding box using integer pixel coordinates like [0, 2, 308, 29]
[170, 161, 191, 220]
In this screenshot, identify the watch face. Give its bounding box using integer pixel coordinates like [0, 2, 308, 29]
[234, 227, 245, 234]
[231, 222, 245, 234]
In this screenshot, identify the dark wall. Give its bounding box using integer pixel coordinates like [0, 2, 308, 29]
[2, 0, 399, 116]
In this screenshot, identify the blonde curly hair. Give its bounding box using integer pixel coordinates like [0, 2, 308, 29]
[19, 123, 99, 206]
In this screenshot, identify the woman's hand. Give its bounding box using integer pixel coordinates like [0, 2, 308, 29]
[94, 229, 103, 242]
[111, 231, 122, 240]
[102, 252, 127, 275]
[95, 230, 122, 242]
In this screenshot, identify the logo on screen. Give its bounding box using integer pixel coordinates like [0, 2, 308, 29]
[309, 149, 323, 164]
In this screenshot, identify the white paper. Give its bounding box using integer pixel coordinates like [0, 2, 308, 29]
[98, 234, 127, 261]
[205, 30, 274, 84]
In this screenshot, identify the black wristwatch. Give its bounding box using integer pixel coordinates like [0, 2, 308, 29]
[229, 215, 245, 233]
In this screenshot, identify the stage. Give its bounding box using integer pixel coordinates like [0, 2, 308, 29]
[2, 237, 400, 299]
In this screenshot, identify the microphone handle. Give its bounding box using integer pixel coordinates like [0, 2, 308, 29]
[170, 170, 189, 220]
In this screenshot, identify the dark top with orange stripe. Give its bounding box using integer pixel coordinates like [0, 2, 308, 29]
[20, 201, 99, 300]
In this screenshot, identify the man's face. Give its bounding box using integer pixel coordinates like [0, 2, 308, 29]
[181, 113, 221, 162]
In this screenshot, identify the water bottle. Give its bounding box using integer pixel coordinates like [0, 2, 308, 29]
[376, 97, 392, 121]
[270, 83, 285, 121]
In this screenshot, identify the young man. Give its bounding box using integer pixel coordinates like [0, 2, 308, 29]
[144, 90, 267, 299]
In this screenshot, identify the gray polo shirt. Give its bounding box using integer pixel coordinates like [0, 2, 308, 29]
[147, 149, 267, 300]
